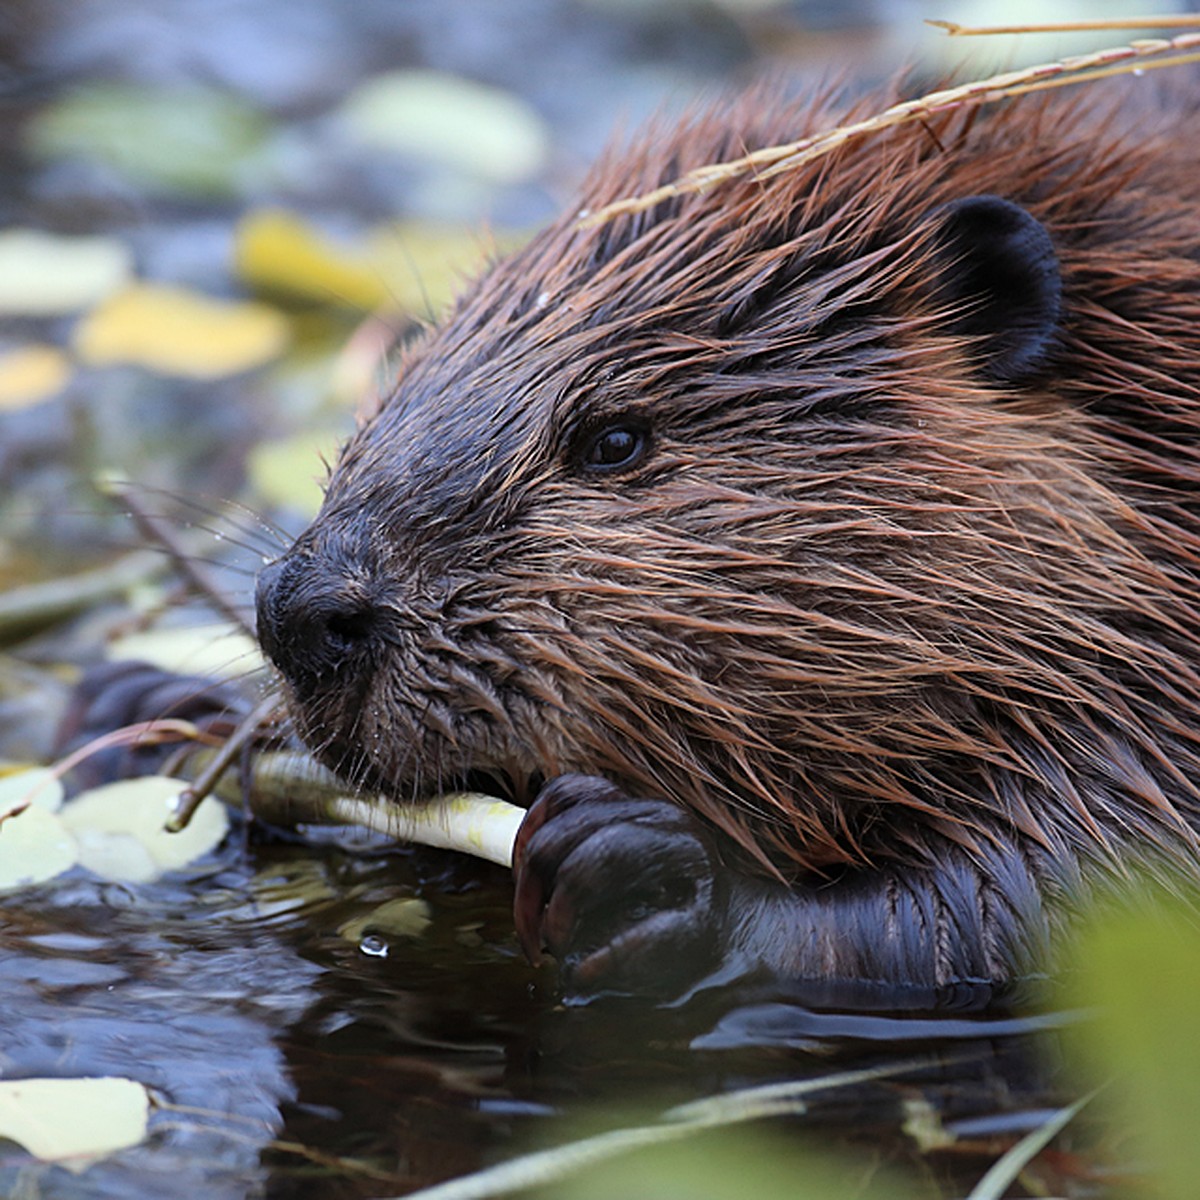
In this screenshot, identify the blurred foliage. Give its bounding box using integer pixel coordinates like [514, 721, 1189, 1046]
[0, 343, 72, 409]
[235, 207, 508, 316]
[1059, 884, 1200, 1200]
[546, 1125, 920, 1200]
[28, 82, 275, 199]
[0, 227, 131, 316]
[74, 283, 291, 378]
[338, 68, 550, 185]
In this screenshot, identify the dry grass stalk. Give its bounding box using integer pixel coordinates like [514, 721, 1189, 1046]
[580, 27, 1200, 228]
[932, 15, 1200, 36]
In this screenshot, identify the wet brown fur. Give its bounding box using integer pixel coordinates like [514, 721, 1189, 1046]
[276, 78, 1200, 918]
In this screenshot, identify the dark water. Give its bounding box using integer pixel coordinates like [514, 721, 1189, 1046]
[0, 829, 1081, 1198]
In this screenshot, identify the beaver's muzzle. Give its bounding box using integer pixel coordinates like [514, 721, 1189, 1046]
[255, 552, 381, 697]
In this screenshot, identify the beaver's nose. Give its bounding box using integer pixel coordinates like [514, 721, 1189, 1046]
[255, 553, 379, 692]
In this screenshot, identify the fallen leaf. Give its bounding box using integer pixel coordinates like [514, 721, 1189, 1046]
[0, 804, 78, 891]
[0, 228, 132, 316]
[60, 775, 229, 882]
[339, 897, 432, 944]
[235, 208, 392, 311]
[74, 283, 289, 378]
[236, 208, 505, 317]
[0, 1077, 151, 1172]
[0, 765, 64, 815]
[368, 219, 505, 316]
[339, 69, 549, 185]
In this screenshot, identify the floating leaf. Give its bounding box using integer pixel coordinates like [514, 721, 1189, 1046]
[28, 82, 272, 198]
[246, 428, 339, 515]
[0, 344, 72, 409]
[106, 622, 267, 679]
[0, 1077, 151, 1172]
[339, 897, 432, 944]
[0, 804, 78, 891]
[0, 229, 132, 316]
[74, 283, 289, 378]
[339, 69, 549, 185]
[60, 775, 229, 883]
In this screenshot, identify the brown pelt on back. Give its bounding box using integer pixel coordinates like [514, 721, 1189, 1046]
[272, 76, 1200, 907]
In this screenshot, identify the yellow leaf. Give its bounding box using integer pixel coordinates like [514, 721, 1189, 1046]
[369, 219, 502, 316]
[0, 344, 72, 410]
[0, 766, 64, 815]
[74, 283, 289, 378]
[339, 897, 432, 944]
[0, 228, 131, 316]
[0, 1077, 150, 1171]
[235, 208, 391, 311]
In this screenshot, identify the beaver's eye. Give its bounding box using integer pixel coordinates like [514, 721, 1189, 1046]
[582, 424, 648, 473]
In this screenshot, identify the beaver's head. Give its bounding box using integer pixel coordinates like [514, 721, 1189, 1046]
[257, 88, 1200, 875]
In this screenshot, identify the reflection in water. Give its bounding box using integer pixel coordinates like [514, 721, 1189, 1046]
[0, 835, 1079, 1198]
[0, 868, 315, 1197]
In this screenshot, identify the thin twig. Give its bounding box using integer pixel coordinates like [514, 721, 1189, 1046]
[166, 693, 284, 831]
[579, 32, 1200, 228]
[98, 476, 256, 636]
[930, 16, 1200, 36]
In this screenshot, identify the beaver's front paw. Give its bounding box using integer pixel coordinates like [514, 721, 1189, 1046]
[512, 775, 722, 1000]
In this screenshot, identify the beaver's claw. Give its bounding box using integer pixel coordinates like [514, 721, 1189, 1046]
[512, 774, 721, 1001]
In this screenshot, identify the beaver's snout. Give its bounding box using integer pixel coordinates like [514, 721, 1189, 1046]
[256, 552, 381, 695]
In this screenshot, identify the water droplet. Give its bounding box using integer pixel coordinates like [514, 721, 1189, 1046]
[359, 933, 389, 958]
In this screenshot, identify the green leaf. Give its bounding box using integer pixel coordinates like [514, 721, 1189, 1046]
[1060, 887, 1200, 1200]
[28, 82, 272, 199]
[339, 70, 549, 185]
[246, 428, 340, 515]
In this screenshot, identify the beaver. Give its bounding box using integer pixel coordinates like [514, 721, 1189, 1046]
[255, 77, 1200, 1006]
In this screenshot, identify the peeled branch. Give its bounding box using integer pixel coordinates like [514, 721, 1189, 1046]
[183, 746, 524, 868]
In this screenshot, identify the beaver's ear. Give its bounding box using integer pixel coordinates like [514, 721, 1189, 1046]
[930, 195, 1062, 384]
